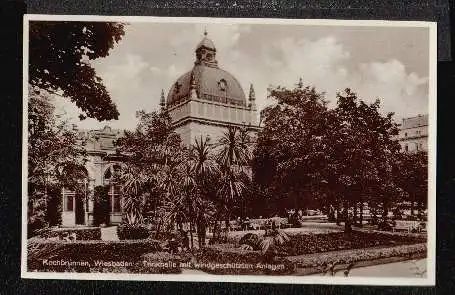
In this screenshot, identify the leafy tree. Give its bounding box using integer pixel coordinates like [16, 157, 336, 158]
[396, 151, 428, 217]
[29, 21, 125, 121]
[330, 89, 401, 230]
[28, 86, 86, 235]
[253, 82, 331, 216]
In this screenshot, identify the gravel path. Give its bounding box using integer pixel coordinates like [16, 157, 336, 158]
[100, 226, 119, 241]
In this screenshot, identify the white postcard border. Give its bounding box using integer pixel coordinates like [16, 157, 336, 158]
[21, 15, 437, 286]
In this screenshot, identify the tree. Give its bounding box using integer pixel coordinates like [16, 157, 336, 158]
[190, 136, 218, 247]
[325, 89, 401, 231]
[28, 86, 86, 235]
[115, 110, 183, 226]
[215, 127, 252, 238]
[29, 21, 125, 121]
[253, 83, 331, 216]
[397, 151, 428, 217]
[254, 82, 402, 232]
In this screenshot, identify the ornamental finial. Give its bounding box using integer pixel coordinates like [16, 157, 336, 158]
[160, 89, 166, 109]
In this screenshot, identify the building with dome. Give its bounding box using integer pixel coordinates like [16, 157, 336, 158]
[162, 31, 260, 145]
[58, 31, 261, 227]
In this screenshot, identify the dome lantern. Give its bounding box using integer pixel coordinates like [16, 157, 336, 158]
[195, 30, 218, 67]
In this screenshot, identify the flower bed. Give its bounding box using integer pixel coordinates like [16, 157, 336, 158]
[27, 238, 161, 272]
[276, 231, 426, 256]
[37, 227, 102, 241]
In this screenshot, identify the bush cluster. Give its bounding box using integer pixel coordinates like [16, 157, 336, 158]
[38, 227, 101, 240]
[117, 224, 151, 240]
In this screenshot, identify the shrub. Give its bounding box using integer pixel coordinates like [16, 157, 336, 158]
[39, 227, 101, 240]
[117, 224, 150, 240]
[27, 238, 161, 272]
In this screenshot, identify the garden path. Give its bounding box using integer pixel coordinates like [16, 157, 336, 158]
[100, 226, 119, 241]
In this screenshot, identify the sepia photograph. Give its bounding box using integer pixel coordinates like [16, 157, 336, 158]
[22, 15, 436, 285]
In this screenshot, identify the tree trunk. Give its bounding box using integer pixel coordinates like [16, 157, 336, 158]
[359, 201, 363, 227]
[335, 204, 340, 226]
[410, 199, 415, 216]
[353, 202, 358, 226]
[189, 220, 194, 249]
[382, 199, 388, 220]
[344, 200, 352, 233]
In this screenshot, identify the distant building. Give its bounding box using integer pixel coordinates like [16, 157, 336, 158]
[61, 126, 124, 226]
[397, 114, 428, 153]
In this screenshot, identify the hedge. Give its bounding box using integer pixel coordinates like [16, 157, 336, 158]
[117, 224, 150, 240]
[27, 238, 161, 272]
[38, 227, 102, 241]
[275, 231, 426, 256]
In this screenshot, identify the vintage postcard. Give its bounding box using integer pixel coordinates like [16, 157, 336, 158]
[22, 15, 436, 285]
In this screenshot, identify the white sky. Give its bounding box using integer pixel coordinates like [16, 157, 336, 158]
[51, 21, 431, 131]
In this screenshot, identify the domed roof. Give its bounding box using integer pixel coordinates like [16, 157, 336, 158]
[166, 31, 246, 107]
[167, 65, 246, 106]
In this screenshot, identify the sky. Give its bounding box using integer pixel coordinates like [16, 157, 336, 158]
[51, 21, 431, 131]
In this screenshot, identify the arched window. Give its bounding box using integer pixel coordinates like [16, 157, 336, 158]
[405, 144, 409, 152]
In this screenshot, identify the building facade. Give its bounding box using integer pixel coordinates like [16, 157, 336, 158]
[60, 32, 260, 227]
[61, 126, 124, 226]
[397, 114, 428, 153]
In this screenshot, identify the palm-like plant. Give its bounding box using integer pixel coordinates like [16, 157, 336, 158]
[260, 222, 291, 255]
[215, 127, 252, 235]
[189, 136, 218, 247]
[120, 165, 150, 225]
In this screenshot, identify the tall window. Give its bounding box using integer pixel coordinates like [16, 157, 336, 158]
[62, 188, 75, 211]
[108, 185, 121, 213]
[405, 144, 409, 152]
[104, 164, 122, 213]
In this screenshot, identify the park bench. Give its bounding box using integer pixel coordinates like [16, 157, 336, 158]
[392, 220, 424, 233]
